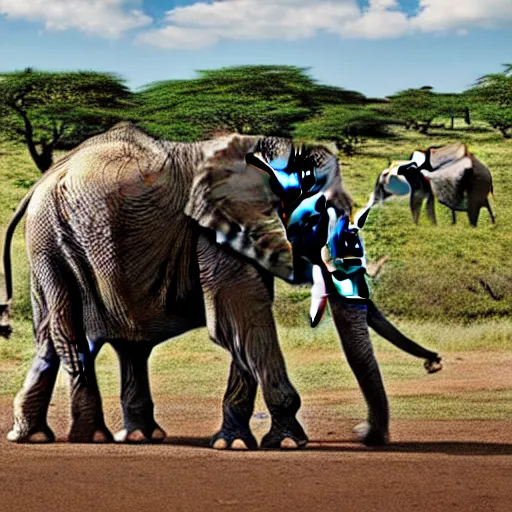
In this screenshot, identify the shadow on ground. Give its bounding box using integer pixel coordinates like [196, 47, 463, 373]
[162, 435, 512, 456]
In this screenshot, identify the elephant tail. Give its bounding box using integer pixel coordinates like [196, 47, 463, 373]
[0, 187, 37, 338]
[490, 178, 494, 199]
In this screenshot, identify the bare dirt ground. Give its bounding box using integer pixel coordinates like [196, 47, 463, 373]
[1, 351, 512, 512]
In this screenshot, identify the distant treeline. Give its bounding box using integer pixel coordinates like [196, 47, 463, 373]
[0, 64, 511, 172]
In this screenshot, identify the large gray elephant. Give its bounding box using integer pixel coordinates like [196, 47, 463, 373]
[358, 143, 495, 227]
[1, 123, 440, 449]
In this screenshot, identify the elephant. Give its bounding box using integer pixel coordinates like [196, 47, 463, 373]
[357, 143, 495, 227]
[1, 122, 440, 449]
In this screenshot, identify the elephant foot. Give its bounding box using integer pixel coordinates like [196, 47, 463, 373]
[260, 418, 308, 450]
[114, 427, 166, 444]
[210, 429, 258, 451]
[7, 424, 55, 443]
[68, 423, 113, 443]
[352, 422, 389, 446]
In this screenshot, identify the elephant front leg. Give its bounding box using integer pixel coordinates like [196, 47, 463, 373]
[410, 193, 424, 224]
[258, 351, 307, 450]
[211, 362, 258, 450]
[111, 342, 166, 443]
[197, 235, 307, 450]
[329, 296, 389, 446]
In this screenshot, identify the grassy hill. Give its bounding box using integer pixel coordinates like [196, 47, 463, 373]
[275, 124, 512, 328]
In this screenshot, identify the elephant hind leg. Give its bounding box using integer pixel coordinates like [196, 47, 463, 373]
[8, 321, 58, 443]
[9, 269, 110, 443]
[9, 274, 59, 443]
[24, 260, 109, 443]
[68, 342, 112, 443]
[425, 194, 437, 225]
[486, 199, 495, 224]
[49, 289, 110, 442]
[467, 203, 481, 227]
[111, 342, 166, 444]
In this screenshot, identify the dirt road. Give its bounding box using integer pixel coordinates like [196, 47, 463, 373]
[1, 394, 511, 512]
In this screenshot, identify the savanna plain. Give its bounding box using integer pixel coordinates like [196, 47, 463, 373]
[0, 124, 511, 511]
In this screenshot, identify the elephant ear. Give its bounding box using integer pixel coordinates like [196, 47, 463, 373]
[427, 143, 468, 170]
[185, 135, 294, 281]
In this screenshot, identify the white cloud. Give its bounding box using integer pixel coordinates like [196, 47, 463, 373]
[136, 0, 412, 49]
[2, 0, 512, 47]
[341, 0, 410, 39]
[411, 0, 512, 32]
[0, 0, 152, 39]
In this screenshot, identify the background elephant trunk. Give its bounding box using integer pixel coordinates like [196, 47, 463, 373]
[328, 295, 389, 445]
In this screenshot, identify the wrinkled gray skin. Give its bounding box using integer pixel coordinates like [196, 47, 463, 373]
[2, 123, 438, 448]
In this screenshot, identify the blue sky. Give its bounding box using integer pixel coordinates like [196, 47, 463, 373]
[0, 0, 511, 98]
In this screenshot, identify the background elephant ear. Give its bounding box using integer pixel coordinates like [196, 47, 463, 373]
[428, 143, 468, 170]
[185, 135, 294, 281]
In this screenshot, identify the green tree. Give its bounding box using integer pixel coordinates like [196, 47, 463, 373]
[437, 93, 470, 129]
[294, 105, 391, 156]
[473, 103, 512, 139]
[0, 69, 133, 172]
[387, 87, 444, 134]
[136, 65, 364, 140]
[466, 64, 512, 138]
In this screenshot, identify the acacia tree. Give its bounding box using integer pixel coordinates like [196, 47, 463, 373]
[387, 87, 444, 134]
[437, 93, 470, 129]
[0, 69, 133, 172]
[466, 64, 512, 138]
[294, 105, 391, 155]
[137, 65, 364, 140]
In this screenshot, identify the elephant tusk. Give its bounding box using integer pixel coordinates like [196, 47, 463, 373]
[310, 265, 328, 327]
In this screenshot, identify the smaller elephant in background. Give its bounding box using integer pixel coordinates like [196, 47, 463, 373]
[358, 143, 495, 227]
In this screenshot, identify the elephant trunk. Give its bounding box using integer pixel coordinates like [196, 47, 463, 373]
[328, 295, 389, 445]
[366, 300, 441, 363]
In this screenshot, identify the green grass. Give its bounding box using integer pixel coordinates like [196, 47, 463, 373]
[0, 126, 511, 421]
